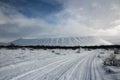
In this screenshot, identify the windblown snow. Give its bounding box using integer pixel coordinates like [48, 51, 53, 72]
[0, 49, 119, 80]
[11, 36, 112, 46]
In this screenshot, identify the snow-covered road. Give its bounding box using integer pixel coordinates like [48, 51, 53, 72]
[0, 49, 118, 80]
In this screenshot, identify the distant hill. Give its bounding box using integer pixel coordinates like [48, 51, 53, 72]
[9, 36, 112, 46]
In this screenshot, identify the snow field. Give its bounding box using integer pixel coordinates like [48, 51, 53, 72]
[0, 49, 119, 80]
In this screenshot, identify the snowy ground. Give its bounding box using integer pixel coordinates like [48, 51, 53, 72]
[0, 48, 119, 80]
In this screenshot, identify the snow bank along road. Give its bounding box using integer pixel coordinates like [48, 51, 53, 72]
[0, 49, 117, 80]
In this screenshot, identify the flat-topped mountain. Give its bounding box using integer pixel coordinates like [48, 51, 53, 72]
[11, 36, 112, 46]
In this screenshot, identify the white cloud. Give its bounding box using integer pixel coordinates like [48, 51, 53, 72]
[0, 0, 120, 42]
[96, 25, 120, 36]
[111, 19, 120, 25]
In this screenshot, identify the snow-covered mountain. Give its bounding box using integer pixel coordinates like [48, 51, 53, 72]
[11, 36, 112, 46]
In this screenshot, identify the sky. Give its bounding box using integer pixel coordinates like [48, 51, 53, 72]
[0, 0, 120, 42]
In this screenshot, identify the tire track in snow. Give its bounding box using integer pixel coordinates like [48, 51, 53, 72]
[28, 56, 79, 80]
[35, 53, 92, 80]
[93, 54, 105, 80]
[0, 53, 55, 72]
[66, 54, 93, 80]
[37, 53, 93, 80]
[2, 50, 115, 80]
[0, 55, 77, 80]
[0, 53, 69, 72]
[10, 55, 79, 80]
[90, 54, 97, 80]
[56, 52, 106, 80]
[81, 52, 105, 80]
[26, 50, 95, 80]
[69, 53, 95, 80]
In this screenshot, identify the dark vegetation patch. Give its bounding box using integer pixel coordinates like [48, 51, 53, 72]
[55, 52, 61, 55]
[76, 49, 81, 53]
[104, 67, 115, 74]
[103, 48, 120, 67]
[0, 44, 120, 50]
[16, 56, 26, 60]
[51, 50, 55, 53]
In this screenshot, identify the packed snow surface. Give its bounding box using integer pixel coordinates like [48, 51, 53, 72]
[11, 37, 112, 46]
[0, 48, 119, 80]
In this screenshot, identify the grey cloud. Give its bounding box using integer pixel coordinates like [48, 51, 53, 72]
[0, 0, 120, 42]
[0, 2, 54, 42]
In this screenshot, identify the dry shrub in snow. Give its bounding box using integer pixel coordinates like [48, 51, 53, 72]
[104, 53, 120, 67]
[55, 52, 61, 55]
